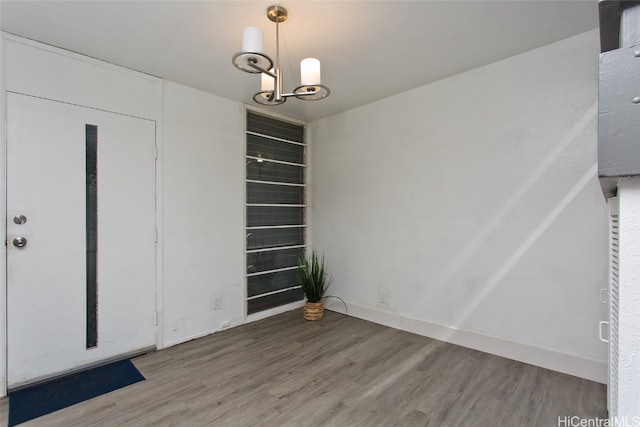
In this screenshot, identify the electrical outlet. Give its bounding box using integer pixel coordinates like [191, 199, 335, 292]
[220, 320, 230, 329]
[213, 295, 222, 310]
[379, 289, 389, 304]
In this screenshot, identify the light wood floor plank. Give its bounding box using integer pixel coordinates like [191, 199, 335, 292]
[0, 309, 606, 426]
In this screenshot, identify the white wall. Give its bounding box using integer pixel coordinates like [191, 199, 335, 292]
[309, 30, 608, 382]
[616, 177, 640, 417]
[161, 81, 246, 347]
[3, 36, 160, 120]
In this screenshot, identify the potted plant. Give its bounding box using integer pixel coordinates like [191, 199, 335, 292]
[298, 250, 333, 321]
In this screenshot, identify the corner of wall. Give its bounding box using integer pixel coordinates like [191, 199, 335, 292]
[311, 30, 606, 384]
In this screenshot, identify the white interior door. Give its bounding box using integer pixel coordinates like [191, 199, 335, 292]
[6, 93, 157, 388]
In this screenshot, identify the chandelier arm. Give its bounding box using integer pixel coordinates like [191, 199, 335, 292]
[260, 86, 329, 100]
[245, 61, 273, 76]
[287, 91, 315, 98]
[253, 91, 286, 106]
[292, 84, 330, 101]
[279, 92, 312, 98]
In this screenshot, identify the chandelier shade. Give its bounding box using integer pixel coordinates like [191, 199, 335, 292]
[300, 58, 321, 86]
[242, 27, 263, 53]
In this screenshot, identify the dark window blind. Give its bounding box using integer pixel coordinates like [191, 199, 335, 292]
[246, 112, 305, 314]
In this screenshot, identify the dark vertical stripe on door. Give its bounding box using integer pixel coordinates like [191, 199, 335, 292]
[86, 124, 98, 348]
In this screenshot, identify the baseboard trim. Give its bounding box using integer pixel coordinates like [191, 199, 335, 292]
[161, 301, 305, 350]
[324, 299, 606, 384]
[161, 317, 246, 349]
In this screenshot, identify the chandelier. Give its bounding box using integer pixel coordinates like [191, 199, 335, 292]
[232, 5, 330, 106]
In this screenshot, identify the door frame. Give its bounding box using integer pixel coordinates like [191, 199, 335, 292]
[1, 32, 7, 399]
[0, 33, 165, 397]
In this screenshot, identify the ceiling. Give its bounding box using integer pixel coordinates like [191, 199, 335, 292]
[0, 1, 599, 122]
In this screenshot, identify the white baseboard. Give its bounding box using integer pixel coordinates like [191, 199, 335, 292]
[324, 299, 607, 384]
[161, 316, 246, 349]
[161, 301, 305, 350]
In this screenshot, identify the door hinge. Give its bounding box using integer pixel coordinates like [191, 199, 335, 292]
[154, 228, 159, 243]
[155, 312, 159, 326]
[153, 143, 158, 159]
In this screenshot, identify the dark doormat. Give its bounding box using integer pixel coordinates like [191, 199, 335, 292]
[8, 359, 145, 426]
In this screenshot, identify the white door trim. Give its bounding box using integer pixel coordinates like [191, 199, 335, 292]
[1, 31, 9, 399]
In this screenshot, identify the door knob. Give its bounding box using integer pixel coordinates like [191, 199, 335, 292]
[12, 236, 27, 248]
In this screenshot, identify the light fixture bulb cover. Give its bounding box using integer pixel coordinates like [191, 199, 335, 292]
[300, 58, 321, 86]
[261, 69, 275, 98]
[242, 26, 263, 53]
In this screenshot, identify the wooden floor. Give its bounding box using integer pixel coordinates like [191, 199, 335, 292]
[1, 309, 606, 426]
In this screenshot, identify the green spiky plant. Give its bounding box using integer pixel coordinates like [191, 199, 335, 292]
[298, 250, 333, 303]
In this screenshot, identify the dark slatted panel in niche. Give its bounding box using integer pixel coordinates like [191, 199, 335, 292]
[247, 269, 300, 298]
[246, 227, 305, 251]
[247, 206, 304, 227]
[246, 112, 305, 315]
[247, 160, 304, 184]
[247, 247, 304, 275]
[86, 124, 98, 349]
[247, 112, 303, 142]
[247, 134, 304, 164]
[247, 182, 304, 205]
[247, 288, 304, 315]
